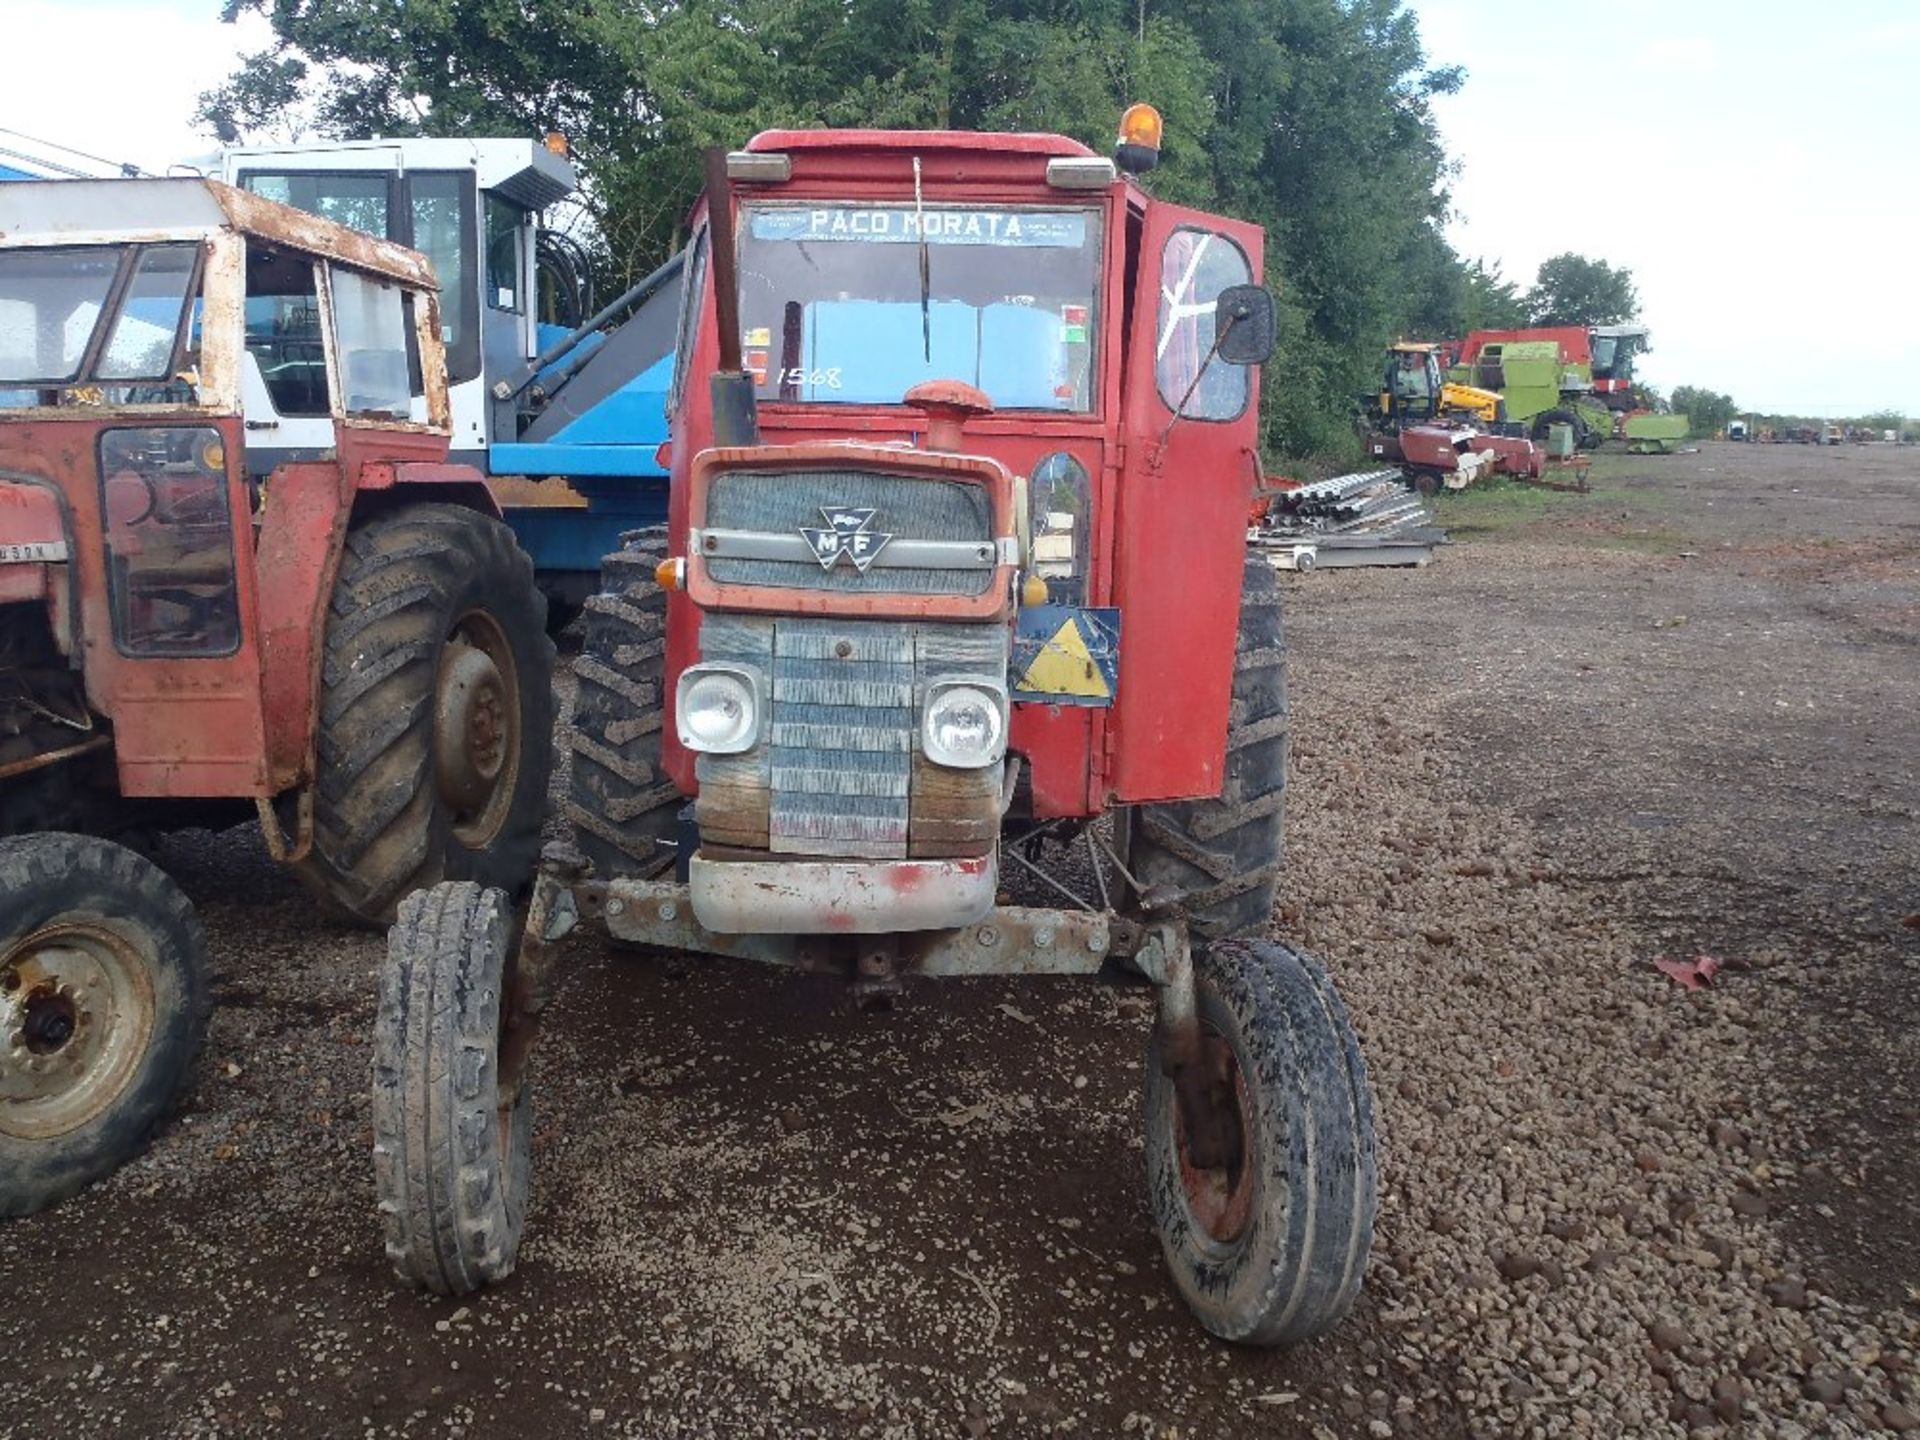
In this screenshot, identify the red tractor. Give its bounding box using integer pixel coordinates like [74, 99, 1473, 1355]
[0, 180, 551, 1216]
[378, 112, 1377, 1348]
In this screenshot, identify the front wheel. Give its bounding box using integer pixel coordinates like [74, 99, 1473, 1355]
[1, 834, 208, 1217]
[373, 881, 530, 1294]
[1145, 938, 1378, 1347]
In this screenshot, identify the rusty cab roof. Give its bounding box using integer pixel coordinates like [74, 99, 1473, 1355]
[739, 127, 1115, 193]
[0, 176, 437, 290]
[747, 128, 1094, 159]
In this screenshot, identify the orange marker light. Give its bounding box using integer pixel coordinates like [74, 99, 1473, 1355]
[655, 557, 686, 591]
[1115, 103, 1163, 175]
[544, 131, 571, 158]
[1119, 103, 1163, 151]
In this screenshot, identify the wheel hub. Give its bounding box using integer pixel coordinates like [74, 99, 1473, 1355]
[1, 926, 156, 1141]
[1172, 1029, 1255, 1245]
[433, 619, 520, 848]
[23, 991, 77, 1052]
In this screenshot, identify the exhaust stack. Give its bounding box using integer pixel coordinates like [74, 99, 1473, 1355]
[703, 147, 760, 449]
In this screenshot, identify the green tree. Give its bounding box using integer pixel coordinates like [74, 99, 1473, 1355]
[1525, 253, 1639, 327]
[1457, 258, 1528, 331]
[1669, 385, 1738, 437]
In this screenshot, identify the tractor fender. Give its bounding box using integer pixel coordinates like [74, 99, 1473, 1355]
[351, 461, 502, 522]
[254, 460, 504, 792]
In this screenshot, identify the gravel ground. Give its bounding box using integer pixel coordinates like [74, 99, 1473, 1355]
[1, 440, 1914, 1438]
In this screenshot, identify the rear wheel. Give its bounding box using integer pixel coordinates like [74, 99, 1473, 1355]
[0, 833, 207, 1217]
[296, 503, 554, 925]
[1530, 406, 1586, 447]
[374, 880, 530, 1294]
[1145, 938, 1377, 1346]
[568, 529, 683, 880]
[1128, 554, 1288, 940]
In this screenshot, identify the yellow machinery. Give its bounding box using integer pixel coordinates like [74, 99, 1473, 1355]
[1378, 342, 1504, 426]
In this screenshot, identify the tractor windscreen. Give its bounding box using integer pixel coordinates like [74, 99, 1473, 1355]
[1590, 333, 1634, 380]
[737, 203, 1101, 411]
[0, 244, 201, 405]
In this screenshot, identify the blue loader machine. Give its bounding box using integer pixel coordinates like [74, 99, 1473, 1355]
[206, 135, 680, 625]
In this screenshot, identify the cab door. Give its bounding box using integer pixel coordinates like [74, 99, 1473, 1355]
[1107, 202, 1266, 804]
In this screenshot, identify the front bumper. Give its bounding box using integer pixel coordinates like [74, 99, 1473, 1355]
[688, 851, 997, 935]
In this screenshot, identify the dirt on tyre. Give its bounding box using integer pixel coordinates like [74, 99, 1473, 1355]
[1, 833, 208, 1218]
[1128, 554, 1287, 940]
[373, 880, 530, 1294]
[1144, 938, 1378, 1346]
[296, 503, 554, 926]
[568, 529, 683, 881]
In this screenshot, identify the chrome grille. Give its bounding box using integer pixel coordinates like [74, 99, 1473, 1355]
[696, 614, 1006, 859]
[704, 468, 994, 596]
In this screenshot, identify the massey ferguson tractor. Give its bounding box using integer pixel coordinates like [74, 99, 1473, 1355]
[0, 179, 551, 1215]
[376, 112, 1378, 1347]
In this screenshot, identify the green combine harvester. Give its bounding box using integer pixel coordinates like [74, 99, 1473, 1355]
[1621, 411, 1689, 453]
[1448, 324, 1689, 452]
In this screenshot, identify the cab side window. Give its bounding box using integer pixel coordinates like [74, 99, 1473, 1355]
[99, 425, 241, 657]
[485, 196, 524, 313]
[1154, 228, 1253, 422]
[330, 265, 417, 418]
[244, 250, 327, 416]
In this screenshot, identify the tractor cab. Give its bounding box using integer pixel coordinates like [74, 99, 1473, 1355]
[1381, 343, 1447, 421]
[1377, 342, 1502, 427]
[207, 138, 579, 469]
[1588, 324, 1650, 409]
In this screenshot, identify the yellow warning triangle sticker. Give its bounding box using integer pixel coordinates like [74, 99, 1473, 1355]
[1019, 616, 1111, 699]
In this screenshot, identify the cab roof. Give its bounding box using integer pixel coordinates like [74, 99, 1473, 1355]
[0, 177, 438, 289]
[747, 129, 1095, 159]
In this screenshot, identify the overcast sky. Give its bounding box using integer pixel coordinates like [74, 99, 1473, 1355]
[1415, 0, 1918, 415]
[5, 0, 1914, 417]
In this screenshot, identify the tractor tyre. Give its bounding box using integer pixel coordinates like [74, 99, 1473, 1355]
[374, 880, 530, 1294]
[1127, 554, 1288, 941]
[1145, 938, 1377, 1346]
[296, 503, 554, 926]
[1, 833, 208, 1218]
[568, 529, 683, 881]
[1530, 406, 1585, 447]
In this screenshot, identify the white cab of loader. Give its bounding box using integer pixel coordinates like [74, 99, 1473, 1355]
[200, 137, 578, 471]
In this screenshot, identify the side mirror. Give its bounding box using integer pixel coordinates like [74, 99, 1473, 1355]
[1213, 284, 1275, 366]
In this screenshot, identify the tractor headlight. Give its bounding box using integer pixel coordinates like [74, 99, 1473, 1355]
[922, 678, 1008, 769]
[676, 664, 764, 754]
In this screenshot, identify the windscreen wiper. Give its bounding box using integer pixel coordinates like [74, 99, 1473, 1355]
[913, 155, 931, 364]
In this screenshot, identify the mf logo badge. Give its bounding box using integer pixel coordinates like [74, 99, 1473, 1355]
[800, 507, 893, 573]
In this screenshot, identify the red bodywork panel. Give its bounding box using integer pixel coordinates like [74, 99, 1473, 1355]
[1, 417, 270, 796]
[684, 442, 1015, 621]
[1106, 200, 1265, 804]
[1455, 326, 1592, 367]
[0, 481, 66, 605]
[663, 134, 1270, 817]
[1375, 424, 1543, 480]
